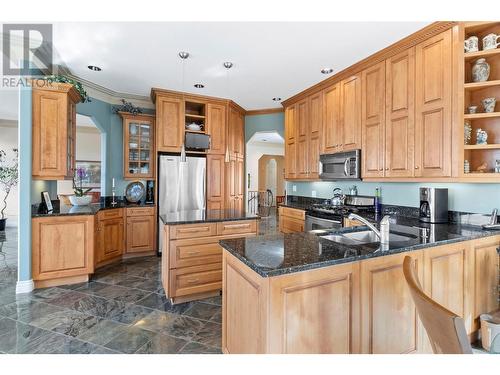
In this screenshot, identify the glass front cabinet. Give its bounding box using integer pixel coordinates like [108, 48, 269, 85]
[120, 112, 155, 179]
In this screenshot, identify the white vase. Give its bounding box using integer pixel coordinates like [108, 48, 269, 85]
[69, 195, 92, 206]
[472, 58, 490, 82]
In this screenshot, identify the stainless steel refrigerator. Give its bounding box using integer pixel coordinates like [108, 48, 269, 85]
[157, 155, 206, 252]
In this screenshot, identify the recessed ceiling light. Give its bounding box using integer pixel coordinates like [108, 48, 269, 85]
[272, 97, 281, 101]
[178, 51, 190, 59]
[87, 65, 101, 71]
[194, 83, 205, 89]
[223, 62, 233, 69]
[262, 139, 267, 142]
[321, 68, 333, 74]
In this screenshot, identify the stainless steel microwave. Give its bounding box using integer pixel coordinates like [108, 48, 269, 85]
[319, 150, 361, 180]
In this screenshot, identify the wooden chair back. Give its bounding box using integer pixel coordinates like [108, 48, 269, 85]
[403, 256, 472, 354]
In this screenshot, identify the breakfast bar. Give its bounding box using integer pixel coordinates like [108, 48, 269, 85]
[219, 221, 500, 354]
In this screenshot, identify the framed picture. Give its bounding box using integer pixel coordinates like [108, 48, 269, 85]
[75, 160, 101, 189]
[41, 191, 53, 212]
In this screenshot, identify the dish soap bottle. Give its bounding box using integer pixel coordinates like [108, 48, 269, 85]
[374, 187, 382, 214]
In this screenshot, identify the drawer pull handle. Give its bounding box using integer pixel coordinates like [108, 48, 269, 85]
[179, 227, 210, 233]
[186, 278, 199, 284]
[224, 224, 250, 229]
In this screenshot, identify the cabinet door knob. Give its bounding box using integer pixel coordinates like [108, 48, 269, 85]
[385, 168, 389, 170]
[415, 166, 419, 169]
[379, 168, 383, 171]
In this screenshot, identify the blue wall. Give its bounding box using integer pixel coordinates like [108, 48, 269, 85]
[286, 181, 500, 214]
[76, 98, 153, 196]
[245, 112, 284, 142]
[18, 86, 32, 282]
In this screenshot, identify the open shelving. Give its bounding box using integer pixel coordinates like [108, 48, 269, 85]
[184, 100, 207, 133]
[462, 22, 500, 177]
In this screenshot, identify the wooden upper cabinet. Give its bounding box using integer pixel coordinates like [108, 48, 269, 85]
[228, 106, 245, 160]
[207, 154, 225, 210]
[308, 91, 322, 178]
[296, 99, 309, 179]
[322, 83, 342, 154]
[121, 112, 155, 179]
[156, 95, 184, 152]
[285, 104, 297, 179]
[32, 83, 80, 180]
[340, 74, 362, 151]
[415, 29, 452, 177]
[361, 62, 386, 178]
[385, 48, 416, 178]
[207, 103, 226, 155]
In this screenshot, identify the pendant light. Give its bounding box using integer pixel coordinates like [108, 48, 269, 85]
[223, 62, 233, 163]
[179, 51, 189, 163]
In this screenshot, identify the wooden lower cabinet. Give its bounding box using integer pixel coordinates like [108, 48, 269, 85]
[125, 206, 155, 254]
[162, 219, 259, 304]
[96, 215, 125, 267]
[32, 215, 94, 287]
[222, 236, 500, 354]
[360, 250, 423, 354]
[278, 206, 305, 233]
[472, 236, 500, 332]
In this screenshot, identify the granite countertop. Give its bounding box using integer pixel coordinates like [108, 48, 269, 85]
[160, 209, 259, 225]
[220, 218, 500, 277]
[32, 199, 155, 218]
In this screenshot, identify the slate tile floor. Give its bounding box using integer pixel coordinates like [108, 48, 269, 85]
[0, 212, 278, 354]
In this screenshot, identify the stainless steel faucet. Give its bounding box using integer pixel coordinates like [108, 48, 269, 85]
[348, 213, 391, 245]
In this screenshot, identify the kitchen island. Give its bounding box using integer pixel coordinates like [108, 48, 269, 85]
[160, 209, 259, 304]
[219, 221, 500, 354]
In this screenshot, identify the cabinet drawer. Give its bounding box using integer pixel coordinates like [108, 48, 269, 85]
[171, 263, 222, 297]
[282, 217, 304, 233]
[216, 220, 257, 236]
[170, 238, 222, 268]
[280, 207, 305, 220]
[126, 206, 155, 217]
[169, 223, 217, 240]
[98, 208, 123, 220]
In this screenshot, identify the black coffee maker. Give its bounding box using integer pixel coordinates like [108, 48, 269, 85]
[145, 180, 155, 204]
[419, 187, 448, 223]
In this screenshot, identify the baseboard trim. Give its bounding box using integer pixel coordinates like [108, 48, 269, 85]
[16, 279, 34, 294]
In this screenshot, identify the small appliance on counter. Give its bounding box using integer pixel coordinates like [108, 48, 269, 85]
[145, 180, 155, 204]
[419, 187, 448, 223]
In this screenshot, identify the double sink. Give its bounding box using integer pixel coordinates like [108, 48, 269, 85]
[321, 230, 415, 246]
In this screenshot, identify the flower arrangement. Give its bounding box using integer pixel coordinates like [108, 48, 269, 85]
[0, 148, 19, 229]
[44, 75, 90, 103]
[73, 167, 92, 197]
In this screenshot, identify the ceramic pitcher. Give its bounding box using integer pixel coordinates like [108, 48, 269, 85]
[464, 36, 479, 52]
[483, 33, 500, 50]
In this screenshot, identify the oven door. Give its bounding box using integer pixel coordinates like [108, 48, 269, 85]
[305, 215, 342, 231]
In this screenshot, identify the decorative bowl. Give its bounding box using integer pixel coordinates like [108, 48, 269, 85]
[186, 123, 202, 131]
[69, 195, 92, 206]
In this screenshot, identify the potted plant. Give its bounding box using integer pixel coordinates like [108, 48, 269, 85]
[69, 166, 93, 206]
[0, 148, 19, 231]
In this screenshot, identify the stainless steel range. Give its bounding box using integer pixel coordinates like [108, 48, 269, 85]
[305, 195, 375, 231]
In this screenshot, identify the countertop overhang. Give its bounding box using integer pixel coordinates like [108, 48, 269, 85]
[160, 209, 259, 225]
[220, 218, 500, 277]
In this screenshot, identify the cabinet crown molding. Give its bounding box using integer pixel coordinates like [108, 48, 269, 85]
[281, 21, 457, 107]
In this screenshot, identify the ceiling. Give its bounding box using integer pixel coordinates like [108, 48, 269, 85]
[248, 131, 284, 145]
[52, 22, 429, 110]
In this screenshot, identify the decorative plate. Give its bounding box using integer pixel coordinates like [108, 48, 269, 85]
[125, 181, 145, 203]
